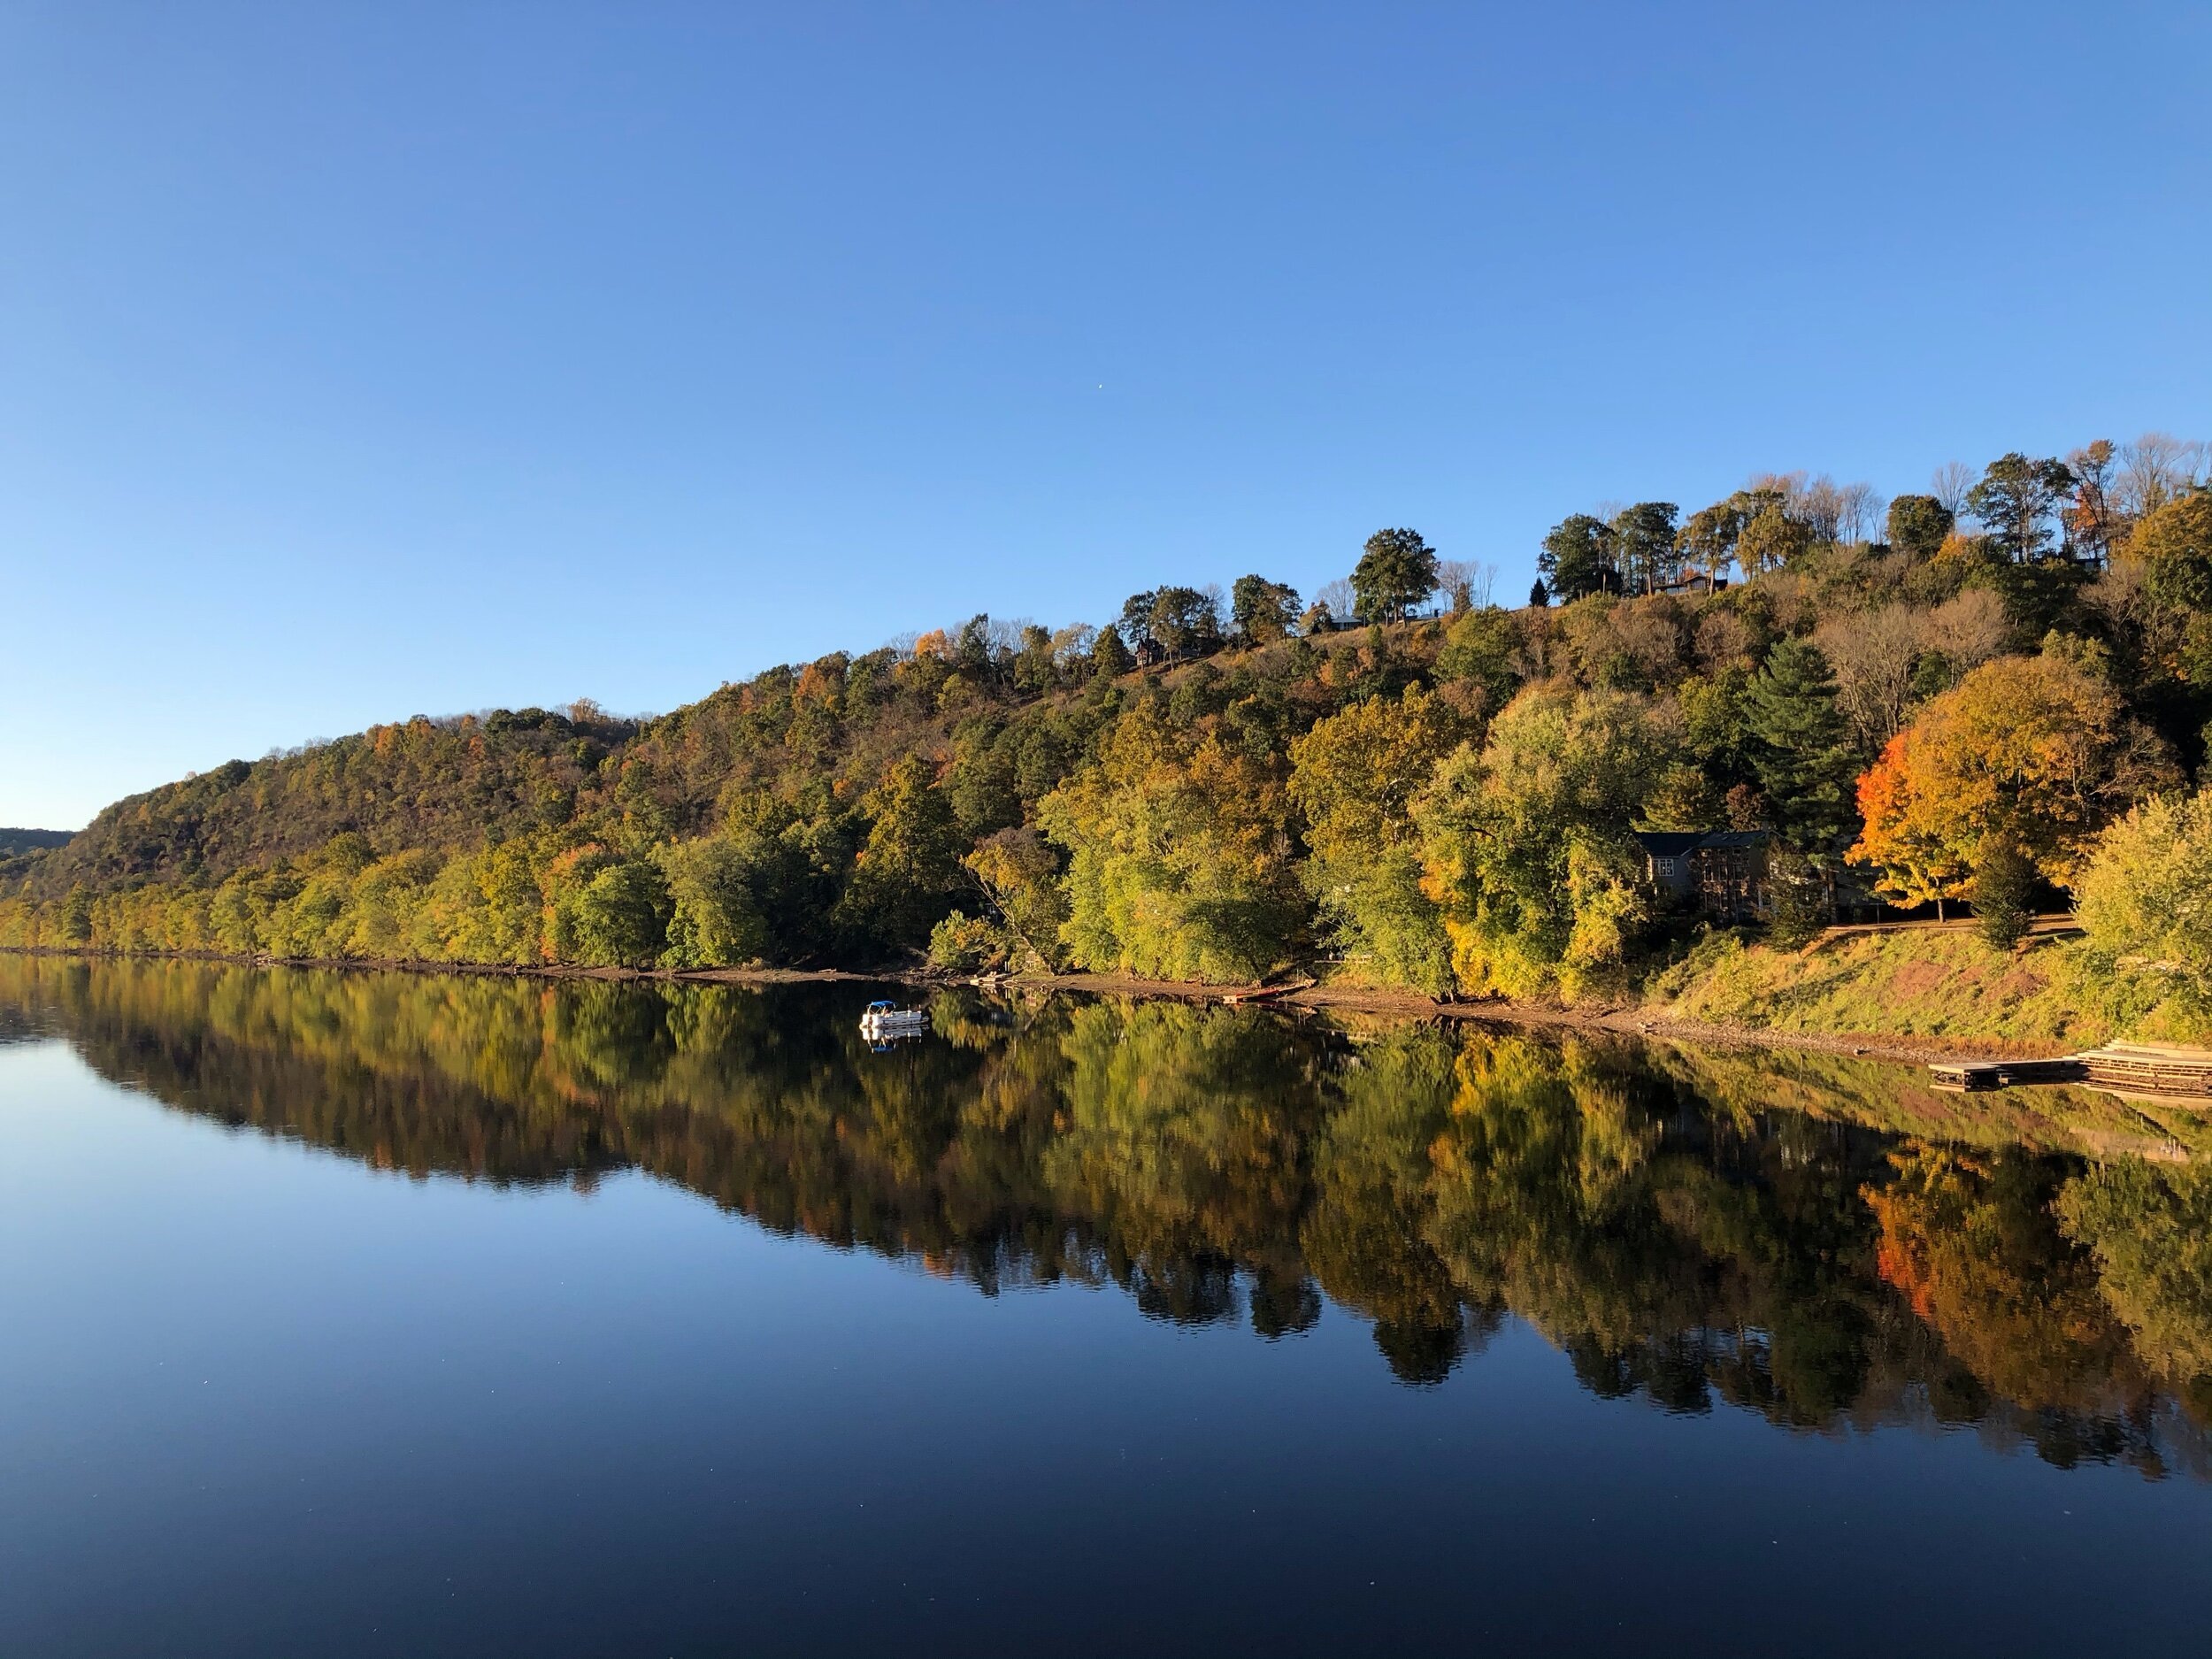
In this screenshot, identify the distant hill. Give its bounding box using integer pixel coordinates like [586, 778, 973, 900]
[0, 828, 73, 856]
[27, 706, 640, 896]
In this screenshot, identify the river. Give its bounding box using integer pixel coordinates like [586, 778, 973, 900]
[2, 956, 2208, 1655]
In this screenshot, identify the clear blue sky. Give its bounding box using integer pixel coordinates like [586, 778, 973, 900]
[4, 3, 2207, 830]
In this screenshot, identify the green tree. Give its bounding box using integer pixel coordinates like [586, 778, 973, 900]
[1230, 575, 1302, 643]
[1742, 639, 1856, 850]
[1147, 587, 1223, 658]
[1886, 494, 1956, 560]
[1011, 625, 1057, 695]
[2075, 787, 2212, 1008]
[1736, 502, 1812, 574]
[1966, 452, 2077, 564]
[1763, 847, 1832, 943]
[2122, 490, 2212, 766]
[1038, 704, 1304, 982]
[567, 859, 672, 967]
[926, 910, 1003, 972]
[952, 613, 997, 680]
[1538, 515, 1615, 601]
[1609, 502, 1680, 595]
[345, 848, 442, 959]
[839, 756, 966, 951]
[946, 718, 1020, 838]
[2129, 487, 2212, 612]
[656, 835, 774, 966]
[1118, 590, 1159, 656]
[1352, 528, 1440, 621]
[1639, 763, 1720, 833]
[421, 840, 549, 964]
[1676, 668, 1755, 795]
[1091, 624, 1134, 678]
[60, 884, 94, 945]
[1434, 606, 1524, 712]
[1971, 838, 2035, 949]
[1289, 686, 1468, 995]
[1677, 495, 1755, 589]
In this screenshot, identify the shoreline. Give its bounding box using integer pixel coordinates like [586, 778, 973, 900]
[986, 967, 2045, 1066]
[0, 943, 2050, 1068]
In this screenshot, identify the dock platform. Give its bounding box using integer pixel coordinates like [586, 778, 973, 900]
[1931, 1042, 2212, 1103]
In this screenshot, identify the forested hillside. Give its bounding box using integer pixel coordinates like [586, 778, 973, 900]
[8, 437, 2211, 1014]
[0, 829, 70, 855]
[35, 703, 639, 891]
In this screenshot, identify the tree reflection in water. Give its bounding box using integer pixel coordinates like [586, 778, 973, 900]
[5, 955, 2208, 1477]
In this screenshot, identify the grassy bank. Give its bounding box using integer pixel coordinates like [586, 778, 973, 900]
[1644, 927, 2204, 1054]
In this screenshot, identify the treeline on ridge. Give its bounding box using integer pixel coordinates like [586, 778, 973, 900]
[6, 435, 2212, 1004]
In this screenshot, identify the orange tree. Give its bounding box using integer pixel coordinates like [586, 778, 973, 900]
[1848, 652, 2177, 911]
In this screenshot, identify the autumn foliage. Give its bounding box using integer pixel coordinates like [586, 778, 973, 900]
[6, 449, 2209, 991]
[1848, 654, 2177, 908]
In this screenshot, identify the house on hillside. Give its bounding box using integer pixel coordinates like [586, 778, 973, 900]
[1635, 829, 1770, 923]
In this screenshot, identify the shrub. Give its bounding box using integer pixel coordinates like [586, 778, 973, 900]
[927, 910, 1005, 973]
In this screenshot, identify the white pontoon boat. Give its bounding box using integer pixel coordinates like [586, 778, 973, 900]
[859, 999, 929, 1038]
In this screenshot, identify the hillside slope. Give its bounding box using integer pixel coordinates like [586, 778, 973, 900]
[0, 828, 71, 855]
[30, 704, 638, 896]
[7, 472, 2209, 1024]
[1647, 928, 2201, 1051]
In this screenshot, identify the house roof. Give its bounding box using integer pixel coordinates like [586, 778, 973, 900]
[1633, 829, 1770, 856]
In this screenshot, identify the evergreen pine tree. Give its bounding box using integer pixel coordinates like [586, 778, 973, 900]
[1091, 624, 1134, 678]
[1741, 638, 1856, 851]
[1351, 527, 1440, 621]
[1972, 839, 2035, 948]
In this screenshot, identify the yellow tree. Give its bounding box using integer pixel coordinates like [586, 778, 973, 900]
[1288, 685, 1470, 995]
[1414, 683, 1676, 998]
[961, 826, 1068, 972]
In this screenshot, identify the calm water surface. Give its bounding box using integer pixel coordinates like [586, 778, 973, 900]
[3, 957, 2208, 1656]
